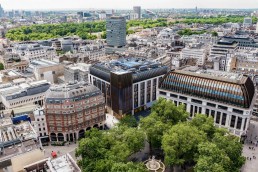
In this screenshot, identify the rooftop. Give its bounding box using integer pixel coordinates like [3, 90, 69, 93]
[46, 154, 81, 172]
[0, 121, 37, 144]
[30, 59, 59, 68]
[46, 82, 101, 99]
[0, 80, 50, 98]
[93, 57, 163, 74]
[179, 66, 245, 84]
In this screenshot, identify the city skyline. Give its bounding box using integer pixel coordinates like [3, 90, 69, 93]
[1, 0, 258, 10]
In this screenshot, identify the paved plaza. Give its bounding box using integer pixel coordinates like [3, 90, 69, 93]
[242, 117, 258, 172]
[42, 142, 78, 159]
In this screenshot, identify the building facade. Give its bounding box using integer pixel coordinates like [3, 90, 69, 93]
[106, 16, 126, 54]
[32, 107, 48, 138]
[158, 68, 255, 136]
[0, 80, 50, 110]
[89, 57, 168, 115]
[133, 6, 141, 19]
[45, 82, 105, 142]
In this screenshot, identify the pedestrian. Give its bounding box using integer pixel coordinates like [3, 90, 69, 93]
[247, 157, 249, 160]
[250, 158, 252, 161]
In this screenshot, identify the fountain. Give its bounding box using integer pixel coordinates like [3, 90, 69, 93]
[144, 156, 165, 172]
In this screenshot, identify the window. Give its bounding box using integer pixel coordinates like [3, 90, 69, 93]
[207, 102, 216, 107]
[170, 94, 178, 98]
[218, 105, 227, 110]
[191, 99, 202, 104]
[216, 112, 221, 124]
[230, 115, 236, 128]
[179, 96, 187, 100]
[159, 91, 166, 96]
[205, 109, 210, 117]
[190, 105, 193, 117]
[211, 110, 215, 118]
[221, 113, 227, 126]
[233, 109, 243, 115]
[236, 117, 242, 130]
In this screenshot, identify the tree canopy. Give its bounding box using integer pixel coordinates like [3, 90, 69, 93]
[162, 123, 206, 167]
[76, 127, 146, 172]
[76, 98, 245, 172]
[140, 98, 189, 149]
[6, 19, 168, 41]
[177, 29, 206, 36]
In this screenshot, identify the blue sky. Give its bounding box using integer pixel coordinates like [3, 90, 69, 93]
[1, 0, 258, 10]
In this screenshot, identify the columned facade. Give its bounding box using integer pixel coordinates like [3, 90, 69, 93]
[158, 69, 255, 136]
[159, 91, 251, 136]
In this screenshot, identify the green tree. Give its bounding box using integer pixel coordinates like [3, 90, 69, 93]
[211, 133, 245, 172]
[119, 115, 138, 128]
[76, 127, 145, 172]
[111, 162, 147, 172]
[0, 63, 4, 70]
[211, 31, 218, 37]
[140, 113, 167, 150]
[151, 98, 189, 125]
[162, 123, 206, 170]
[140, 98, 188, 151]
[190, 114, 216, 140]
[195, 142, 231, 172]
[101, 31, 106, 39]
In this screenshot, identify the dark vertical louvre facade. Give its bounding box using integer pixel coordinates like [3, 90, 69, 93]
[111, 72, 133, 115]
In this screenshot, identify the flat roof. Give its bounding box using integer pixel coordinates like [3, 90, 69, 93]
[47, 154, 81, 172]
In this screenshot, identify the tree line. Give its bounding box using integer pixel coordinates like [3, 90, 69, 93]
[76, 98, 245, 172]
[171, 16, 258, 25]
[5, 19, 168, 41]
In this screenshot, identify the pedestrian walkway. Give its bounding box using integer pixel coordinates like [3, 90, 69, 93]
[242, 119, 258, 172]
[105, 114, 119, 128]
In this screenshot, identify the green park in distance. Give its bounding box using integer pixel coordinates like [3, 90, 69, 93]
[5, 16, 257, 41]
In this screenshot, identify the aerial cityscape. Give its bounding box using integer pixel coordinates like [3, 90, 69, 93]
[1, 0, 258, 172]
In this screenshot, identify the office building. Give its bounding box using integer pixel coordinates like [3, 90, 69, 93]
[210, 39, 238, 58]
[45, 82, 105, 142]
[22, 44, 56, 62]
[256, 23, 258, 34]
[28, 59, 64, 83]
[31, 107, 48, 138]
[0, 80, 50, 110]
[0, 4, 4, 18]
[106, 16, 126, 54]
[64, 63, 91, 83]
[243, 17, 252, 27]
[158, 67, 255, 136]
[99, 11, 106, 20]
[133, 6, 141, 19]
[89, 57, 168, 115]
[181, 46, 208, 66]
